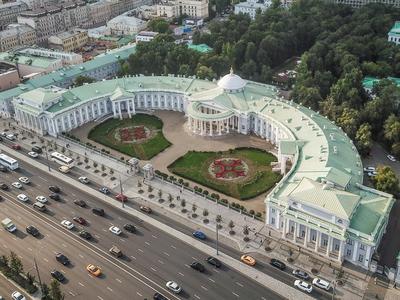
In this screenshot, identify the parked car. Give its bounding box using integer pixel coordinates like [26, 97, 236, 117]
[11, 291, 25, 300]
[294, 280, 313, 293]
[387, 154, 396, 162]
[74, 199, 86, 207]
[28, 152, 38, 158]
[49, 185, 61, 193]
[0, 183, 9, 190]
[292, 269, 310, 280]
[109, 226, 122, 235]
[166, 281, 181, 294]
[55, 253, 69, 265]
[123, 223, 136, 233]
[192, 230, 206, 240]
[190, 261, 205, 272]
[0, 165, 7, 172]
[18, 177, 30, 184]
[368, 171, 378, 177]
[92, 208, 105, 216]
[109, 245, 122, 257]
[73, 216, 87, 225]
[11, 144, 21, 150]
[206, 256, 221, 268]
[12, 182, 22, 189]
[99, 186, 109, 194]
[86, 264, 101, 277]
[35, 196, 47, 203]
[79, 230, 92, 240]
[51, 270, 65, 282]
[49, 193, 61, 201]
[140, 205, 152, 213]
[26, 225, 39, 237]
[270, 258, 286, 270]
[153, 292, 168, 300]
[78, 176, 89, 184]
[312, 278, 331, 290]
[17, 194, 29, 202]
[31, 146, 42, 154]
[61, 220, 74, 230]
[241, 255, 256, 266]
[116, 193, 127, 202]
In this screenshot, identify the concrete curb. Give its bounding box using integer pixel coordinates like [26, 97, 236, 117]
[0, 272, 41, 300]
[0, 144, 312, 300]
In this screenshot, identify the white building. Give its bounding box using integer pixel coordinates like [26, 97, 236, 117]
[135, 31, 158, 42]
[18, 47, 83, 65]
[107, 15, 147, 35]
[388, 21, 400, 45]
[234, 0, 271, 20]
[156, 0, 209, 19]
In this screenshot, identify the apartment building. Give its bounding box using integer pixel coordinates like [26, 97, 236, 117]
[0, 1, 28, 29]
[327, 0, 400, 8]
[234, 0, 271, 20]
[156, 0, 208, 19]
[0, 63, 20, 92]
[48, 30, 88, 52]
[0, 23, 36, 52]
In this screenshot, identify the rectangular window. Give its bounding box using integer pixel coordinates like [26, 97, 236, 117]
[360, 244, 365, 251]
[271, 208, 275, 213]
[323, 239, 328, 247]
[334, 244, 340, 251]
[358, 254, 364, 262]
[346, 249, 352, 256]
[271, 217, 275, 225]
[346, 239, 353, 245]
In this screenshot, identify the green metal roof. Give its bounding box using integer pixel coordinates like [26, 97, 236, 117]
[0, 52, 59, 69]
[362, 76, 400, 90]
[188, 43, 212, 53]
[389, 21, 400, 36]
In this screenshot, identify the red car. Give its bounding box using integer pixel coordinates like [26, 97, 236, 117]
[73, 216, 87, 225]
[116, 193, 127, 202]
[11, 144, 21, 150]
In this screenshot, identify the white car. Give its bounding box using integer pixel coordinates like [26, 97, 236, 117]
[12, 182, 22, 189]
[18, 177, 30, 184]
[28, 151, 39, 158]
[166, 281, 182, 294]
[294, 280, 313, 293]
[387, 155, 396, 162]
[11, 291, 26, 300]
[312, 278, 331, 290]
[78, 176, 89, 184]
[35, 196, 47, 203]
[368, 171, 378, 177]
[109, 226, 122, 235]
[17, 194, 29, 202]
[363, 166, 375, 172]
[61, 220, 74, 230]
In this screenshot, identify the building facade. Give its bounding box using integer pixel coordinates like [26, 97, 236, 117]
[135, 31, 158, 42]
[234, 0, 271, 20]
[327, 0, 400, 8]
[0, 1, 28, 29]
[388, 21, 400, 45]
[107, 15, 147, 35]
[0, 23, 37, 52]
[48, 30, 89, 52]
[156, 0, 208, 19]
[0, 63, 20, 91]
[18, 47, 83, 65]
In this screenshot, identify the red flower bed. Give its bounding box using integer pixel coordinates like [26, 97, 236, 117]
[212, 159, 246, 179]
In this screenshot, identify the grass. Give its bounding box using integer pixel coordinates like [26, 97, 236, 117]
[168, 147, 282, 200]
[88, 114, 171, 160]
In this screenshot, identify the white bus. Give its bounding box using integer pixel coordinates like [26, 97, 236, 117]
[50, 152, 75, 168]
[0, 153, 19, 170]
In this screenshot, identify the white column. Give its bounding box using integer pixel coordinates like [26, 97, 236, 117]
[97, 101, 101, 116]
[131, 99, 136, 114]
[61, 116, 66, 132]
[85, 105, 89, 120]
[338, 241, 344, 262]
[304, 227, 308, 246]
[364, 246, 371, 268]
[293, 222, 297, 242]
[68, 114, 72, 129]
[51, 119, 57, 135]
[352, 241, 359, 262]
[327, 236, 333, 256]
[210, 121, 213, 136]
[73, 111, 78, 127]
[315, 231, 321, 252]
[112, 102, 116, 117]
[79, 108, 84, 123]
[118, 101, 122, 119]
[127, 100, 131, 118]
[103, 100, 108, 113]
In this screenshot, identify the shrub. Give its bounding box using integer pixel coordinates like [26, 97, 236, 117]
[256, 212, 262, 218]
[203, 190, 209, 196]
[249, 210, 255, 215]
[184, 182, 189, 187]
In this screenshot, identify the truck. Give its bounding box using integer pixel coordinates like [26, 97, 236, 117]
[2, 218, 16, 233]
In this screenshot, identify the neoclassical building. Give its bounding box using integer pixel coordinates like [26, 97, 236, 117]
[12, 70, 394, 270]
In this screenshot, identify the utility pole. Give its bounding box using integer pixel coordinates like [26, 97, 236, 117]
[216, 222, 219, 256]
[33, 257, 43, 292]
[119, 175, 124, 208]
[44, 146, 51, 172]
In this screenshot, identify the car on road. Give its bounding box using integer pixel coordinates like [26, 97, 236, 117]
[0, 183, 8, 190]
[206, 256, 221, 268]
[18, 177, 30, 184]
[31, 146, 42, 154]
[294, 280, 312, 293]
[73, 216, 87, 225]
[368, 171, 378, 177]
[12, 182, 22, 189]
[58, 166, 71, 174]
[11, 144, 21, 150]
[92, 208, 105, 216]
[73, 199, 86, 207]
[312, 278, 331, 290]
[49, 193, 61, 201]
[192, 230, 206, 240]
[6, 134, 15, 141]
[51, 270, 65, 282]
[109, 245, 122, 258]
[55, 253, 69, 265]
[270, 258, 286, 270]
[153, 292, 168, 300]
[26, 225, 39, 237]
[78, 176, 89, 184]
[35, 196, 47, 203]
[0, 165, 7, 172]
[109, 226, 122, 235]
[17, 194, 29, 202]
[28, 151, 38, 158]
[11, 291, 25, 300]
[61, 220, 74, 230]
[123, 223, 136, 233]
[49, 185, 60, 193]
[116, 193, 127, 202]
[363, 166, 375, 172]
[86, 264, 101, 277]
[99, 187, 109, 194]
[292, 269, 310, 280]
[140, 205, 152, 213]
[190, 261, 205, 272]
[387, 154, 397, 162]
[166, 281, 181, 294]
[79, 230, 92, 240]
[241, 255, 256, 266]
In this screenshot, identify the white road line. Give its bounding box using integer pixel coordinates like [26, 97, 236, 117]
[232, 292, 240, 297]
[78, 282, 85, 287]
[152, 235, 158, 239]
[115, 278, 122, 283]
[36, 184, 41, 187]
[38, 176, 48, 182]
[60, 270, 66, 274]
[106, 287, 113, 292]
[261, 297, 267, 300]
[72, 193, 76, 197]
[117, 217, 122, 220]
[12, 237, 17, 241]
[97, 296, 104, 300]
[158, 260, 164, 265]
[184, 264, 190, 268]
[94, 234, 100, 239]
[69, 292, 75, 296]
[3, 245, 8, 249]
[236, 282, 244, 287]
[120, 238, 126, 243]
[170, 245, 177, 249]
[163, 252, 170, 256]
[79, 254, 84, 258]
[137, 248, 144, 253]
[208, 278, 215, 283]
[145, 241, 151, 246]
[130, 256, 136, 260]
[102, 229, 107, 232]
[194, 294, 200, 299]
[136, 292, 143, 297]
[178, 272, 185, 277]
[213, 269, 220, 273]
[18, 255, 23, 259]
[201, 285, 208, 291]
[150, 267, 157, 272]
[191, 256, 197, 260]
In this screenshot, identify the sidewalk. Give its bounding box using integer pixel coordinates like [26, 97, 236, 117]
[2, 119, 369, 299]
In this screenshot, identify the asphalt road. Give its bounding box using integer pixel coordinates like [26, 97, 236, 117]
[0, 153, 285, 300]
[0, 275, 25, 300]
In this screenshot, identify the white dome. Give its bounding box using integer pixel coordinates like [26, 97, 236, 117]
[217, 68, 246, 91]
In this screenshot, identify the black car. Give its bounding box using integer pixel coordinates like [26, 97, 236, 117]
[190, 261, 205, 272]
[55, 253, 70, 265]
[49, 185, 61, 193]
[292, 269, 310, 280]
[49, 193, 61, 201]
[0, 165, 7, 172]
[79, 230, 92, 240]
[153, 293, 168, 300]
[26, 225, 39, 237]
[74, 199, 86, 207]
[92, 208, 105, 216]
[31, 146, 43, 154]
[123, 223, 136, 233]
[0, 183, 8, 190]
[270, 258, 286, 270]
[206, 256, 221, 268]
[51, 270, 65, 282]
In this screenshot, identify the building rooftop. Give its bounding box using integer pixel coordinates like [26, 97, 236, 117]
[0, 51, 60, 69]
[188, 43, 212, 53]
[362, 76, 400, 90]
[389, 21, 400, 36]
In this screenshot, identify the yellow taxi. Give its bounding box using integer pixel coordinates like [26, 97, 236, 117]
[86, 264, 102, 277]
[240, 255, 256, 266]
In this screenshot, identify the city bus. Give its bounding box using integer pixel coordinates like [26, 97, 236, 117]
[50, 152, 75, 168]
[0, 153, 19, 170]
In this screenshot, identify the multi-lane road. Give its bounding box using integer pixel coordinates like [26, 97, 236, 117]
[0, 151, 285, 300]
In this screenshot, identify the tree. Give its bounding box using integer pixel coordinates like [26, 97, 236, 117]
[181, 198, 186, 207]
[203, 208, 209, 217]
[50, 279, 64, 300]
[101, 164, 106, 172]
[148, 185, 153, 193]
[336, 107, 360, 139]
[41, 283, 51, 300]
[148, 18, 170, 33]
[355, 123, 373, 156]
[9, 251, 23, 276]
[74, 75, 94, 87]
[384, 114, 400, 143]
[158, 189, 162, 199]
[243, 225, 250, 241]
[216, 214, 222, 223]
[374, 166, 399, 195]
[228, 220, 235, 234]
[192, 203, 197, 214]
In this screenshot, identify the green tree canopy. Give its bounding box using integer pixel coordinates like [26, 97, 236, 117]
[374, 165, 399, 195]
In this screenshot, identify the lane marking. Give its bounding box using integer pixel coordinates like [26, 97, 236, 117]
[136, 292, 143, 297]
[208, 278, 215, 283]
[43, 258, 48, 262]
[150, 267, 157, 272]
[102, 229, 107, 232]
[232, 292, 240, 297]
[115, 278, 122, 283]
[27, 247, 32, 251]
[158, 260, 164, 265]
[78, 282, 85, 287]
[163, 252, 170, 256]
[178, 272, 185, 277]
[191, 256, 197, 260]
[236, 282, 244, 287]
[194, 295, 200, 299]
[69, 292, 75, 296]
[213, 269, 220, 273]
[152, 235, 158, 239]
[106, 286, 113, 292]
[184, 264, 190, 268]
[137, 248, 144, 253]
[201, 285, 208, 291]
[38, 176, 48, 182]
[79, 254, 84, 258]
[94, 234, 100, 239]
[120, 238, 126, 243]
[62, 243, 67, 248]
[261, 297, 267, 300]
[130, 256, 136, 260]
[97, 296, 104, 300]
[145, 241, 151, 246]
[170, 245, 177, 249]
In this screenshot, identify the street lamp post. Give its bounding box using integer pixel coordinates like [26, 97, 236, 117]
[216, 222, 219, 256]
[44, 146, 51, 172]
[33, 257, 43, 292]
[119, 175, 124, 208]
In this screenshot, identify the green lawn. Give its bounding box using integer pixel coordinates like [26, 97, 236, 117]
[168, 148, 282, 200]
[88, 114, 171, 160]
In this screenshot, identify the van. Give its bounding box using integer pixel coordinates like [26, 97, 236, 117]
[312, 278, 331, 290]
[92, 208, 105, 216]
[58, 166, 70, 173]
[109, 245, 122, 257]
[33, 202, 46, 212]
[32, 146, 42, 154]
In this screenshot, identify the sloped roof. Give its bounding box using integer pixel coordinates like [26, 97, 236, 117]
[110, 86, 135, 101]
[20, 88, 60, 107]
[217, 68, 246, 90]
[324, 167, 352, 188]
